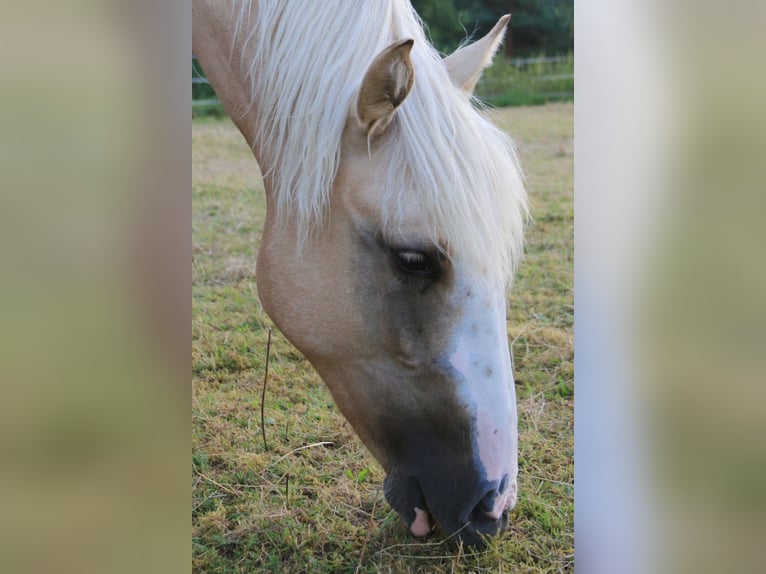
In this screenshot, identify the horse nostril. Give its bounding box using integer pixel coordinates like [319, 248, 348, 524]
[478, 488, 498, 513]
[498, 473, 509, 494]
[476, 474, 510, 518]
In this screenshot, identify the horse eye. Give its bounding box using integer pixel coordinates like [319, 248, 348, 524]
[394, 249, 431, 274]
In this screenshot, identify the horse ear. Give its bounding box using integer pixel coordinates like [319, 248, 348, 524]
[356, 39, 415, 136]
[443, 14, 510, 94]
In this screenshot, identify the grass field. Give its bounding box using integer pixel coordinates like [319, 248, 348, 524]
[192, 103, 573, 573]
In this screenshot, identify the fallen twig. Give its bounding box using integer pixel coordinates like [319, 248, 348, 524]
[260, 329, 272, 451]
[194, 469, 239, 496]
[355, 498, 379, 573]
[265, 441, 334, 471]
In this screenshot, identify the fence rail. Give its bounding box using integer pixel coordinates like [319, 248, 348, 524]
[192, 73, 220, 107]
[192, 98, 221, 108]
[192, 54, 573, 113]
[508, 55, 570, 66]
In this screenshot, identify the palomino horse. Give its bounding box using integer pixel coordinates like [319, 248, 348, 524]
[193, 0, 527, 545]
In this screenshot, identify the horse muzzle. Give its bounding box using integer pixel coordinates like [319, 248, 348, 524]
[383, 458, 517, 546]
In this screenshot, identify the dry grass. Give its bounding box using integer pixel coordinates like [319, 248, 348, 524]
[192, 102, 573, 573]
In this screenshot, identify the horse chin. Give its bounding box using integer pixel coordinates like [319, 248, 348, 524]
[383, 470, 430, 535]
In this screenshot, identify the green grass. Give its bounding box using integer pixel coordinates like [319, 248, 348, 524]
[192, 103, 573, 572]
[476, 55, 574, 108]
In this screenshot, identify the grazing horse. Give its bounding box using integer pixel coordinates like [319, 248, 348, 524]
[193, 0, 527, 545]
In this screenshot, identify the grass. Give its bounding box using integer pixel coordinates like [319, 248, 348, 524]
[192, 103, 573, 572]
[476, 54, 574, 108]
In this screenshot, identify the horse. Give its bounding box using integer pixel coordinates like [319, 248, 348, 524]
[192, 0, 527, 545]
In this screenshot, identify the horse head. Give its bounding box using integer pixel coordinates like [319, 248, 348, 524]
[252, 13, 526, 545]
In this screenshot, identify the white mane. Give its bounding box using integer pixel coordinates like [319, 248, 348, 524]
[234, 0, 527, 285]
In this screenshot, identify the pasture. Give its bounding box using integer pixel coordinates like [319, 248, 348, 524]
[192, 102, 573, 572]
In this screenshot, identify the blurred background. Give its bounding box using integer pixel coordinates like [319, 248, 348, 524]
[576, 1, 766, 573]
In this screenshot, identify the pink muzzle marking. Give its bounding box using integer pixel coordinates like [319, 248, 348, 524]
[410, 507, 431, 537]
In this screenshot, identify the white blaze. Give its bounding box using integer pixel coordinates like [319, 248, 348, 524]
[449, 283, 519, 516]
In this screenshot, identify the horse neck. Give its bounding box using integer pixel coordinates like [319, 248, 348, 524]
[192, 1, 264, 161]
